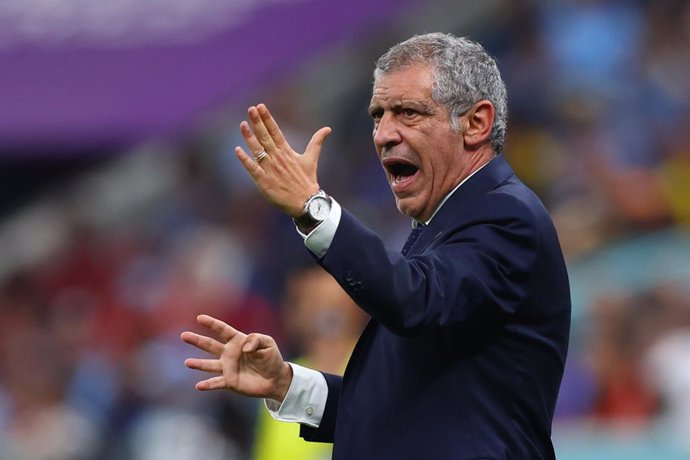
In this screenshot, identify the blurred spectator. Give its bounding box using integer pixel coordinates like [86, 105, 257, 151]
[586, 293, 660, 422]
[252, 266, 367, 460]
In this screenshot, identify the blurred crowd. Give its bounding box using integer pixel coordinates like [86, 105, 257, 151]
[1, 1, 690, 459]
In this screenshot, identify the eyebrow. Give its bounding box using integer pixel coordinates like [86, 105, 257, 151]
[396, 100, 435, 113]
[368, 99, 435, 117]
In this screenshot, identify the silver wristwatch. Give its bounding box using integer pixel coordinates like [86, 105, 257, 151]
[293, 190, 332, 231]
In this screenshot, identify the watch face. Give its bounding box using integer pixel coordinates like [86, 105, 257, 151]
[308, 196, 331, 221]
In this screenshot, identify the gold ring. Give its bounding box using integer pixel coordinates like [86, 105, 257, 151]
[254, 149, 269, 163]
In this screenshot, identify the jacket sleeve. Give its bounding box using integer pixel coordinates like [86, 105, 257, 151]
[299, 372, 342, 443]
[317, 193, 541, 336]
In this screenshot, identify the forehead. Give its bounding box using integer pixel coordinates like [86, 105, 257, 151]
[370, 64, 434, 107]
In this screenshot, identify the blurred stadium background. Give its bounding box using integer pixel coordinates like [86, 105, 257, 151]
[1, 0, 690, 459]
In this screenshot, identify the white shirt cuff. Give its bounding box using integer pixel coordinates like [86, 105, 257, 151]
[264, 363, 328, 428]
[296, 198, 342, 259]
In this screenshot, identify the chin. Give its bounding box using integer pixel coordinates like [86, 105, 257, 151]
[395, 200, 422, 220]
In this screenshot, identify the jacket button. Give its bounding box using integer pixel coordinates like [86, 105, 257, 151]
[305, 406, 314, 416]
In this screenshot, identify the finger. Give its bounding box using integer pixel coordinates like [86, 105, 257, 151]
[257, 104, 287, 148]
[196, 314, 242, 343]
[180, 331, 225, 355]
[235, 146, 269, 178]
[184, 358, 223, 373]
[239, 120, 266, 157]
[304, 127, 332, 163]
[248, 106, 278, 153]
[242, 333, 276, 353]
[195, 375, 228, 391]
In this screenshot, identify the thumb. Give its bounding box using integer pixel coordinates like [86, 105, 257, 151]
[242, 333, 274, 353]
[304, 127, 332, 163]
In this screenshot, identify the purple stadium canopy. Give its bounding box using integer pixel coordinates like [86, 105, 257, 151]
[0, 0, 416, 154]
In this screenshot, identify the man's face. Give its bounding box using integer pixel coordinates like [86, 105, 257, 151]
[369, 64, 468, 222]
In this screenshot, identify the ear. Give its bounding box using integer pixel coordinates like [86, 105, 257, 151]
[461, 100, 495, 149]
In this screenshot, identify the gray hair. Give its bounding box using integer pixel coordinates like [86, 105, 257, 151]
[374, 33, 508, 153]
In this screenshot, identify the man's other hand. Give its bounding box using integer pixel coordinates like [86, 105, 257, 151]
[181, 314, 293, 402]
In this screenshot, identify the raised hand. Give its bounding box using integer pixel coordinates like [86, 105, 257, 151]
[234, 103, 332, 217]
[180, 314, 293, 402]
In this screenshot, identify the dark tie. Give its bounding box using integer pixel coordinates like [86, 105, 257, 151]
[401, 224, 424, 256]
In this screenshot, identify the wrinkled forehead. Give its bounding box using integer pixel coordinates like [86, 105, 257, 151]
[370, 64, 435, 104]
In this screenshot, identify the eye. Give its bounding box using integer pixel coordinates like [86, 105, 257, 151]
[369, 108, 383, 122]
[399, 108, 419, 119]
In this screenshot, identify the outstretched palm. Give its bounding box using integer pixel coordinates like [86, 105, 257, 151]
[234, 103, 331, 217]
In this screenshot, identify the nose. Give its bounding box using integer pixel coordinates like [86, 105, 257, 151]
[373, 112, 401, 150]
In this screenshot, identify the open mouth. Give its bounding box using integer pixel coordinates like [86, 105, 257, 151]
[384, 159, 419, 184]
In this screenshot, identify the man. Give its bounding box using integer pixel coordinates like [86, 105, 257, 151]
[181, 33, 570, 459]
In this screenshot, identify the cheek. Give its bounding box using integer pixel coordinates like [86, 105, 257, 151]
[420, 156, 448, 198]
[426, 143, 459, 177]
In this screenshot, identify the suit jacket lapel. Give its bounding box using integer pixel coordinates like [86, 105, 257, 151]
[405, 155, 515, 256]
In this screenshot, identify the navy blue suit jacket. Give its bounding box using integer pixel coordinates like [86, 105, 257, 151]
[300, 156, 571, 459]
